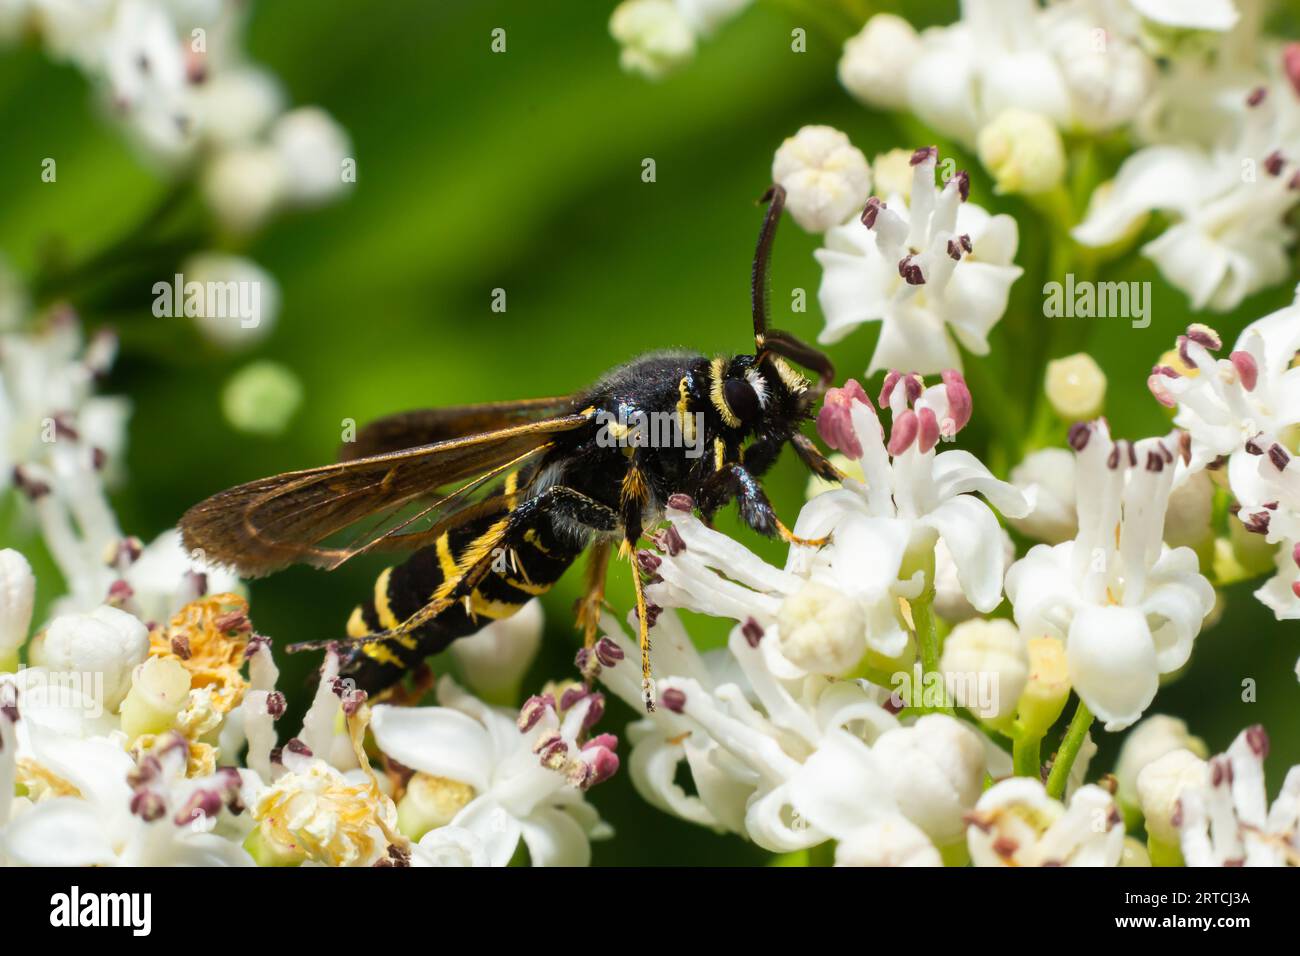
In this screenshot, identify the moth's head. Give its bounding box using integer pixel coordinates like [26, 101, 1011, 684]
[709, 353, 812, 434]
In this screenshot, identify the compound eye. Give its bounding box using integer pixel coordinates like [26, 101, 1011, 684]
[724, 377, 761, 423]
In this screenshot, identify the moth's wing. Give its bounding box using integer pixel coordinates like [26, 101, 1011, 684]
[180, 412, 592, 578]
[338, 396, 579, 461]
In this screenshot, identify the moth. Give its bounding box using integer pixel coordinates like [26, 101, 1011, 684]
[180, 185, 841, 708]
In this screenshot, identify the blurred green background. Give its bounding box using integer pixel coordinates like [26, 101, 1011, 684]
[2, 0, 1298, 864]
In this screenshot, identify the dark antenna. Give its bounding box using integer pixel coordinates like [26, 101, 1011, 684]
[751, 185, 785, 346]
[749, 184, 835, 395]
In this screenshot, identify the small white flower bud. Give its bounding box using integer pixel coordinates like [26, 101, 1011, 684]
[837, 14, 922, 111]
[271, 107, 353, 206]
[775, 580, 865, 676]
[1116, 715, 1208, 817]
[939, 618, 1028, 726]
[772, 125, 872, 233]
[1008, 448, 1077, 544]
[609, 0, 696, 80]
[202, 145, 286, 234]
[0, 549, 36, 671]
[871, 714, 986, 847]
[181, 253, 280, 351]
[977, 108, 1066, 196]
[1045, 353, 1106, 420]
[29, 605, 149, 710]
[1136, 747, 1208, 847]
[449, 598, 543, 703]
[835, 815, 942, 867]
[120, 656, 193, 738]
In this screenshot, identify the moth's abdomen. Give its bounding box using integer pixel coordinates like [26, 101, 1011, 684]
[338, 508, 580, 694]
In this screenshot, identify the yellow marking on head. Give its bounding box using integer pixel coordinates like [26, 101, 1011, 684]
[714, 437, 726, 471]
[373, 567, 399, 631]
[677, 376, 697, 445]
[362, 641, 403, 666]
[709, 356, 740, 428]
[769, 355, 809, 394]
[346, 606, 370, 638]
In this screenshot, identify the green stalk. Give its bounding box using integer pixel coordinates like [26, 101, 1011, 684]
[1045, 697, 1093, 799]
[911, 596, 953, 716]
[1012, 729, 1042, 779]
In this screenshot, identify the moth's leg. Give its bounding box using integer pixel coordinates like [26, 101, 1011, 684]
[704, 461, 831, 548]
[618, 457, 658, 711]
[575, 537, 612, 683]
[790, 432, 844, 484]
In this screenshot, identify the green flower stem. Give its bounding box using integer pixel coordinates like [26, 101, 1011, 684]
[1045, 697, 1093, 799]
[1012, 727, 1042, 779]
[911, 595, 954, 716]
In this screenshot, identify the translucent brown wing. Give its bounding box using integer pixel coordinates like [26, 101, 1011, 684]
[338, 396, 578, 461]
[180, 411, 592, 578]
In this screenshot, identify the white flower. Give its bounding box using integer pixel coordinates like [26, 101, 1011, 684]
[1148, 314, 1300, 539]
[180, 252, 280, 350]
[609, 0, 696, 80]
[0, 707, 251, 866]
[28, 604, 149, 711]
[1115, 714, 1208, 815]
[967, 778, 1125, 866]
[1008, 447, 1078, 544]
[771, 125, 872, 234]
[1175, 725, 1300, 866]
[370, 676, 613, 867]
[0, 549, 35, 671]
[1075, 86, 1299, 312]
[123, 528, 242, 626]
[815, 147, 1022, 375]
[190, 66, 284, 147]
[838, 14, 922, 112]
[599, 610, 904, 850]
[448, 598, 543, 703]
[977, 108, 1067, 196]
[1005, 420, 1215, 731]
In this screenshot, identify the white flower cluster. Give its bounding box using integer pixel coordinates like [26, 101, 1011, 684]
[0, 0, 354, 232]
[608, 0, 753, 79]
